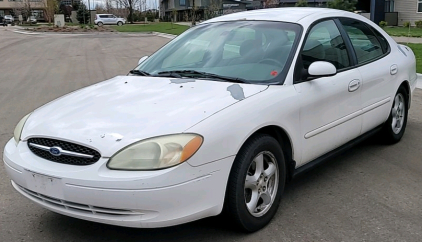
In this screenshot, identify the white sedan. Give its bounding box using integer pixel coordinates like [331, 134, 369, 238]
[3, 8, 418, 232]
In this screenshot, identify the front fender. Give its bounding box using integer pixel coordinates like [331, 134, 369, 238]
[185, 85, 301, 167]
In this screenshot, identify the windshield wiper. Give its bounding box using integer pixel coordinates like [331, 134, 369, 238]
[153, 71, 182, 78]
[129, 69, 150, 76]
[157, 70, 248, 83]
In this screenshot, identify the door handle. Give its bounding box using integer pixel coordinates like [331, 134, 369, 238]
[348, 80, 360, 92]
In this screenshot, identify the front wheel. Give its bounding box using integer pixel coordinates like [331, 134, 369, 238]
[117, 21, 123, 26]
[224, 134, 286, 232]
[380, 86, 409, 144]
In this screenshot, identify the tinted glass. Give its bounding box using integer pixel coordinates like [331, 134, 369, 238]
[302, 20, 350, 70]
[340, 18, 384, 64]
[136, 21, 301, 83]
[370, 26, 390, 53]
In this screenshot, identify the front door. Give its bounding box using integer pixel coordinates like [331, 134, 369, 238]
[294, 19, 363, 165]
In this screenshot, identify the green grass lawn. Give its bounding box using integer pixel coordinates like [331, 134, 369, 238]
[111, 23, 189, 35]
[404, 43, 422, 73]
[383, 26, 422, 38]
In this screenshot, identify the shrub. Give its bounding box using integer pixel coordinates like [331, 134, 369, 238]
[295, 0, 308, 7]
[403, 21, 411, 28]
[415, 20, 422, 28]
[379, 21, 387, 28]
[327, 0, 357, 12]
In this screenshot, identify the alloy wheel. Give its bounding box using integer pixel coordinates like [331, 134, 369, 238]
[391, 93, 405, 134]
[244, 151, 279, 217]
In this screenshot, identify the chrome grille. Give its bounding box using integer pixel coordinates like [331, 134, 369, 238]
[27, 138, 101, 165]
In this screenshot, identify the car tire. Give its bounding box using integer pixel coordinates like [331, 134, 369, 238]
[117, 21, 123, 26]
[380, 85, 409, 144]
[224, 134, 286, 232]
[97, 22, 103, 27]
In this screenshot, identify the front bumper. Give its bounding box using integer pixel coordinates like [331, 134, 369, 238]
[3, 138, 233, 228]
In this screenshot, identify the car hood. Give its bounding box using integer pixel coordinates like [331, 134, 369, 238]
[22, 76, 268, 157]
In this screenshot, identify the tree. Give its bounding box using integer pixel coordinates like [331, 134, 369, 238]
[105, 0, 114, 12]
[295, 0, 308, 7]
[44, 0, 58, 23]
[13, 0, 35, 23]
[327, 0, 357, 12]
[116, 0, 141, 23]
[205, 0, 221, 20]
[77, 3, 90, 24]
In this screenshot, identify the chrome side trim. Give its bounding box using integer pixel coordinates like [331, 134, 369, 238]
[305, 97, 391, 139]
[305, 110, 363, 139]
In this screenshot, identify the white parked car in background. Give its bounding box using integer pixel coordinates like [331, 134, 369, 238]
[4, 15, 14, 24]
[4, 8, 417, 232]
[94, 14, 126, 26]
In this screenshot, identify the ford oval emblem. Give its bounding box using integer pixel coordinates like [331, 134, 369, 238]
[49, 147, 61, 156]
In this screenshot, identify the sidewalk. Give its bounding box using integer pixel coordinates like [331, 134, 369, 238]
[392, 36, 422, 44]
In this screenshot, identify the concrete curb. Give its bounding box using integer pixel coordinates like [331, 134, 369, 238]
[11, 29, 120, 36]
[416, 74, 422, 89]
[12, 30, 40, 35]
[152, 32, 176, 39]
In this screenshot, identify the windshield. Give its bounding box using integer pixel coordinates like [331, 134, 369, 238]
[135, 21, 301, 84]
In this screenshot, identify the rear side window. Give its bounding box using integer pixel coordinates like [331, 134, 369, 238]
[99, 15, 108, 18]
[339, 18, 384, 64]
[370, 26, 390, 53]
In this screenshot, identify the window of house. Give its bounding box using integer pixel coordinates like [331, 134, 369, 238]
[0, 11, 4, 16]
[418, 0, 422, 12]
[180, 0, 186, 6]
[340, 18, 384, 64]
[385, 0, 394, 12]
[301, 20, 350, 70]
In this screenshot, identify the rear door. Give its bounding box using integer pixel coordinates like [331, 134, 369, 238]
[339, 18, 394, 133]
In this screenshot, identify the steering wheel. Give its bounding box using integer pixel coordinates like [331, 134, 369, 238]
[258, 58, 283, 67]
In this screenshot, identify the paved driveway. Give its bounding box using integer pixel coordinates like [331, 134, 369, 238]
[1, 30, 422, 242]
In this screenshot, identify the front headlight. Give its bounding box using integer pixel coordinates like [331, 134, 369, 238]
[107, 134, 203, 170]
[14, 113, 32, 145]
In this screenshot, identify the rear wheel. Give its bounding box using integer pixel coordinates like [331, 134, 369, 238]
[224, 134, 286, 232]
[97, 22, 103, 27]
[380, 86, 408, 144]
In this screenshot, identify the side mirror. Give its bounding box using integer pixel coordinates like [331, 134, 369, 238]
[138, 56, 149, 65]
[308, 61, 337, 78]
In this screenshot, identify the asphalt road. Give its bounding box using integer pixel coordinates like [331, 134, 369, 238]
[1, 29, 422, 242]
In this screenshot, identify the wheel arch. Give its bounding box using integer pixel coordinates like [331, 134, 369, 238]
[400, 80, 411, 109]
[240, 125, 296, 182]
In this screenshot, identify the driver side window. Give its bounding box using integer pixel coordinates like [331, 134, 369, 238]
[302, 20, 350, 70]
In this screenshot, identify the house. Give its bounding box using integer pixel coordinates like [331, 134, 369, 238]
[0, 0, 46, 21]
[160, 0, 251, 21]
[394, 0, 422, 26]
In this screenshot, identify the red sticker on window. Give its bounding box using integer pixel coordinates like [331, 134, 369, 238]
[270, 71, 278, 76]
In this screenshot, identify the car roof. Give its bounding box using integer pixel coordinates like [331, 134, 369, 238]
[201, 7, 351, 24]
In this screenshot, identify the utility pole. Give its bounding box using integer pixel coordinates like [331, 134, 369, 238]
[88, 0, 92, 24]
[191, 0, 196, 26]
